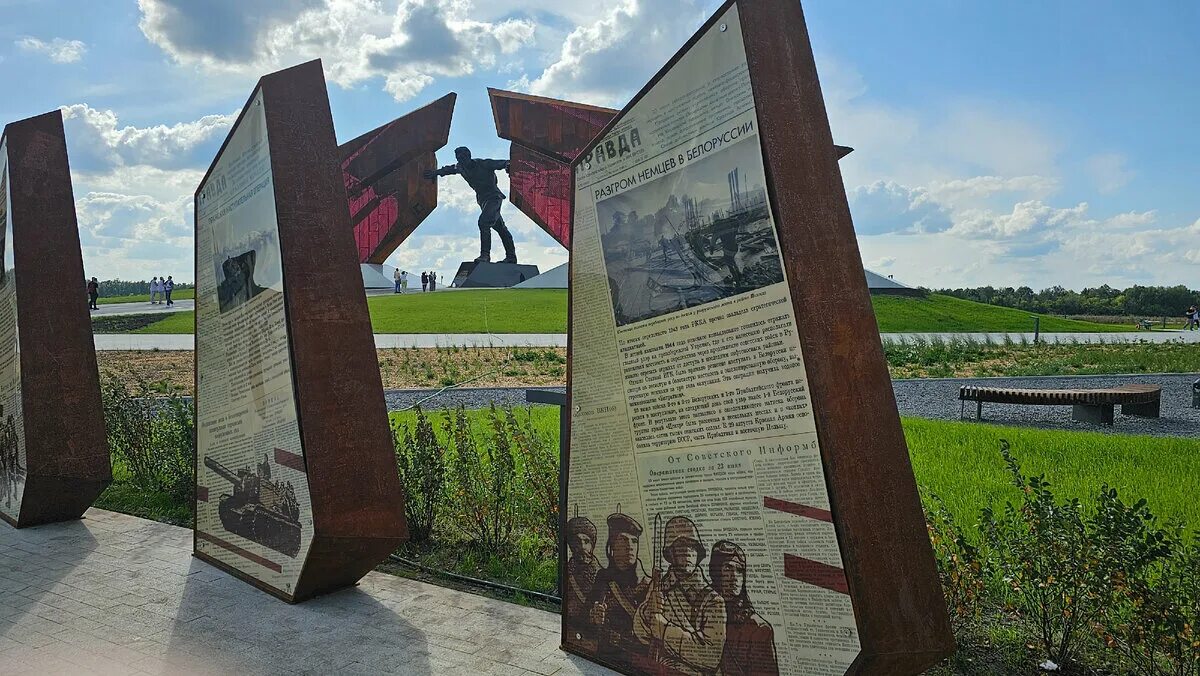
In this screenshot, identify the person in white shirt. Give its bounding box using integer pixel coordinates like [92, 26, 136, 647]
[400, 270, 408, 293]
[149, 277, 160, 304]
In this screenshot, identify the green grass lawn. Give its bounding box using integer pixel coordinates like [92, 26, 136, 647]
[97, 288, 195, 305]
[131, 311, 195, 334]
[369, 289, 567, 333]
[906, 417, 1200, 534]
[872, 293, 1127, 333]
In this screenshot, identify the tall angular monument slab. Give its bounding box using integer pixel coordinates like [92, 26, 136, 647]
[0, 111, 110, 528]
[488, 89, 617, 248]
[194, 59, 406, 602]
[563, 1, 951, 674]
[341, 93, 456, 265]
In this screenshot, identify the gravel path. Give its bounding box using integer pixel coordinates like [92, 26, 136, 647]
[386, 375, 1199, 438]
[895, 374, 1199, 438]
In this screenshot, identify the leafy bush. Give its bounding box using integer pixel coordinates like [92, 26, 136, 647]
[980, 441, 1172, 669]
[393, 406, 445, 543]
[924, 492, 988, 640]
[444, 405, 518, 550]
[101, 375, 194, 503]
[504, 406, 559, 544]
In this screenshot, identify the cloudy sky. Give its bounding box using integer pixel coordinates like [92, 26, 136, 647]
[1, 0, 1196, 289]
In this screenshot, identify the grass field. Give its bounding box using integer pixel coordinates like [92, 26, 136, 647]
[885, 336, 1200, 377]
[872, 293, 1127, 333]
[131, 311, 195, 334]
[96, 288, 195, 305]
[368, 289, 567, 333]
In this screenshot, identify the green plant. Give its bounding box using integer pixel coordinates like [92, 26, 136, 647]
[505, 407, 559, 543]
[980, 441, 1171, 670]
[101, 375, 194, 503]
[444, 405, 518, 550]
[393, 407, 446, 543]
[924, 492, 989, 641]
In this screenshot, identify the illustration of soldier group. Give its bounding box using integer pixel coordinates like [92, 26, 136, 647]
[565, 510, 779, 676]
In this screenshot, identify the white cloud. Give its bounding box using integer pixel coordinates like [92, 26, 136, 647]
[137, 0, 536, 102]
[848, 181, 952, 235]
[1084, 152, 1134, 194]
[61, 103, 233, 172]
[523, 0, 715, 106]
[15, 36, 87, 63]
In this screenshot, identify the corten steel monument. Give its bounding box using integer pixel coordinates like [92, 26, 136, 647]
[488, 87, 850, 251]
[562, 1, 952, 674]
[0, 111, 110, 529]
[488, 89, 618, 249]
[341, 93, 455, 265]
[193, 59, 406, 602]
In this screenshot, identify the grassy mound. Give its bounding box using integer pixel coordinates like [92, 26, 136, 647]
[872, 293, 1127, 333]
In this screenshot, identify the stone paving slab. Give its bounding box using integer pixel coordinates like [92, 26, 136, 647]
[0, 509, 613, 676]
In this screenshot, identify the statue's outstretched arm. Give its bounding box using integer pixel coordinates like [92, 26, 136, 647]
[423, 164, 459, 180]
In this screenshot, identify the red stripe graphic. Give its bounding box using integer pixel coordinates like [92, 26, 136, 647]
[784, 554, 850, 595]
[763, 496, 833, 523]
[196, 486, 209, 502]
[274, 448, 306, 473]
[196, 531, 283, 573]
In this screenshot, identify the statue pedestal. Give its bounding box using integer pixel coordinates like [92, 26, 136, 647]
[450, 261, 540, 288]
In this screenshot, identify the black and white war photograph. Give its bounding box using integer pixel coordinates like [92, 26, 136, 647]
[598, 136, 784, 327]
[210, 220, 283, 315]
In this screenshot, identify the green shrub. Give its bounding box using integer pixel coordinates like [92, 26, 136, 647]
[101, 376, 194, 503]
[504, 407, 559, 544]
[444, 405, 518, 550]
[980, 441, 1171, 670]
[393, 407, 445, 543]
[924, 492, 988, 641]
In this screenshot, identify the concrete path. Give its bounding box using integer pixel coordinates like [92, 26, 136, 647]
[90, 299, 194, 318]
[94, 334, 568, 351]
[0, 509, 611, 676]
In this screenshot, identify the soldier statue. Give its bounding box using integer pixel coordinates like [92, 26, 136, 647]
[423, 146, 518, 264]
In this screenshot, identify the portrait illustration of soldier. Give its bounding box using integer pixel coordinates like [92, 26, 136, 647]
[711, 540, 779, 676]
[0, 405, 24, 511]
[583, 511, 652, 672]
[216, 250, 269, 314]
[564, 513, 601, 643]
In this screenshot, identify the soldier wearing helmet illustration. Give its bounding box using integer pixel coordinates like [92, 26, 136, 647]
[564, 513, 601, 642]
[635, 515, 726, 675]
[711, 540, 778, 676]
[586, 511, 652, 672]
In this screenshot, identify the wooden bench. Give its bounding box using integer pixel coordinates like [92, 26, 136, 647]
[959, 384, 1162, 425]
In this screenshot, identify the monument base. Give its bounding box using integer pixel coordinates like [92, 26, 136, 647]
[451, 261, 540, 288]
[361, 263, 398, 289]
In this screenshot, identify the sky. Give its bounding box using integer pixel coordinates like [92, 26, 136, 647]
[0, 0, 1196, 290]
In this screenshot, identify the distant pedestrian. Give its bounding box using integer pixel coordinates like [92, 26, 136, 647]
[149, 277, 160, 304]
[421, 271, 429, 292]
[87, 277, 99, 310]
[429, 271, 437, 292]
[1187, 305, 1199, 331]
[394, 268, 403, 293]
[400, 270, 408, 293]
[164, 276, 175, 306]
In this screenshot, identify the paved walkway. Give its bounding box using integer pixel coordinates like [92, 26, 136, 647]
[91, 300, 194, 318]
[0, 509, 611, 675]
[94, 334, 569, 351]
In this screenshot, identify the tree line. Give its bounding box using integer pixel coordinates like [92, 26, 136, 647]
[936, 284, 1200, 318]
[94, 278, 194, 297]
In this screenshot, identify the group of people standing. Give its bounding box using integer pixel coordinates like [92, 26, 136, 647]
[392, 269, 439, 293]
[149, 276, 175, 306]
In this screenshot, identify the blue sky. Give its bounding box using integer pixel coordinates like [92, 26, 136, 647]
[0, 0, 1196, 290]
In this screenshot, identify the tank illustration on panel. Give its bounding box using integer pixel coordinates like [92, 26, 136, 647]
[205, 455, 301, 557]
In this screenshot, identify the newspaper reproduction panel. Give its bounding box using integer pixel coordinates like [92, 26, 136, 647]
[195, 89, 314, 596]
[566, 5, 860, 675]
[0, 139, 24, 524]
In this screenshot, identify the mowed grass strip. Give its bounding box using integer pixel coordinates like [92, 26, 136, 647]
[131, 310, 195, 334]
[885, 337, 1200, 378]
[368, 289, 567, 334]
[872, 293, 1127, 333]
[906, 417, 1200, 534]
